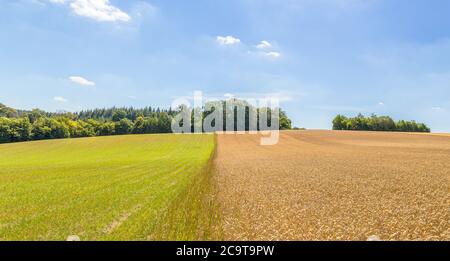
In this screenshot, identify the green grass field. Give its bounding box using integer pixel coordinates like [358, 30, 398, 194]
[0, 134, 220, 241]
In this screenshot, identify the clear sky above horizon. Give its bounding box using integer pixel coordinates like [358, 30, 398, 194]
[1, 0, 450, 132]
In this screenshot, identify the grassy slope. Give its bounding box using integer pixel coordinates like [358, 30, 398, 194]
[0, 134, 220, 241]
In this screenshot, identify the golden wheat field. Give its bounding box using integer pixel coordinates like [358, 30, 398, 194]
[214, 130, 450, 241]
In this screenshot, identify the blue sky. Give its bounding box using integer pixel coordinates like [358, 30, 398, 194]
[1, 0, 450, 131]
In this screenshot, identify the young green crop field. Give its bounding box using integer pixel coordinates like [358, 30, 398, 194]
[0, 134, 220, 241]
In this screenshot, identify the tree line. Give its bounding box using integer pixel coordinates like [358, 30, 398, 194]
[0, 101, 292, 144]
[332, 114, 430, 133]
[200, 99, 292, 132]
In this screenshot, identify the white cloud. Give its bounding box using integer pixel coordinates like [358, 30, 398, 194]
[256, 40, 272, 49]
[69, 76, 95, 86]
[54, 96, 68, 102]
[216, 35, 241, 45]
[49, 0, 131, 22]
[216, 36, 282, 60]
[378, 102, 385, 106]
[128, 95, 137, 100]
[70, 0, 130, 22]
[432, 106, 443, 111]
[265, 51, 281, 58]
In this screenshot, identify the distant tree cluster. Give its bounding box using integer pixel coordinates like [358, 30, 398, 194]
[332, 114, 430, 133]
[200, 99, 292, 132]
[0, 101, 293, 144]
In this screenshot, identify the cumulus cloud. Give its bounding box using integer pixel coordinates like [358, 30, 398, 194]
[54, 96, 68, 102]
[69, 76, 95, 86]
[256, 40, 272, 49]
[254, 40, 282, 58]
[265, 51, 281, 58]
[70, 0, 130, 22]
[216, 36, 282, 59]
[49, 0, 130, 22]
[216, 35, 241, 45]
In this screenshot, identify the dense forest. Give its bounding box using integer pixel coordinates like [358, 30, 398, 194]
[0, 100, 292, 144]
[332, 114, 430, 133]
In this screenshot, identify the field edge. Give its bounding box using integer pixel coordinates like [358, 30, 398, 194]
[148, 134, 223, 241]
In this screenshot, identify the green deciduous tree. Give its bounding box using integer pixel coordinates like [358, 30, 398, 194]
[114, 118, 133, 135]
[332, 114, 430, 133]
